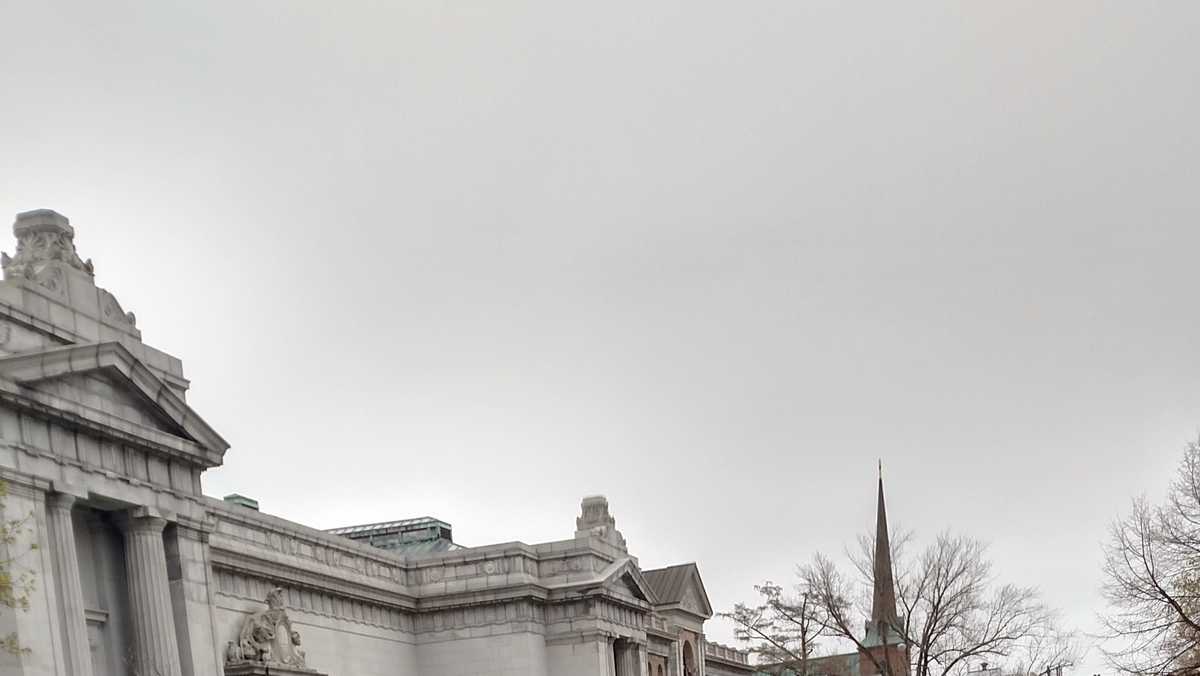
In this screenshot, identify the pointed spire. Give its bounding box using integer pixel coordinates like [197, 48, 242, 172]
[870, 466, 899, 630]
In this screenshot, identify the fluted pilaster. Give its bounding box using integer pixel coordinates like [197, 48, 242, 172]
[46, 492, 93, 676]
[614, 640, 644, 676]
[121, 512, 182, 676]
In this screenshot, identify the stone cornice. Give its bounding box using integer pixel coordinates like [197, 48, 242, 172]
[0, 380, 212, 466]
[412, 584, 548, 612]
[212, 567, 413, 639]
[0, 300, 75, 345]
[205, 497, 412, 570]
[407, 540, 539, 565]
[210, 545, 417, 611]
[0, 466, 51, 497]
[1, 440, 213, 526]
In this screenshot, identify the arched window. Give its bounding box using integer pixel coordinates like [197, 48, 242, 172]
[682, 641, 697, 676]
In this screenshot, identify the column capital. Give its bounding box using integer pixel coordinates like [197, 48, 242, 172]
[0, 468, 51, 498]
[118, 507, 170, 534]
[46, 491, 77, 512]
[50, 479, 89, 500]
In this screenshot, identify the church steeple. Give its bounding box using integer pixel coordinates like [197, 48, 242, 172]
[870, 463, 899, 629]
[860, 464, 909, 676]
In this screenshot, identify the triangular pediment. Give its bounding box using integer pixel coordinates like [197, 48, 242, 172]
[595, 558, 658, 605]
[618, 570, 652, 603]
[31, 370, 186, 436]
[0, 342, 228, 464]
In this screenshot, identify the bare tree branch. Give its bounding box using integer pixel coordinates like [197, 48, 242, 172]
[731, 528, 1075, 676]
[1099, 439, 1200, 674]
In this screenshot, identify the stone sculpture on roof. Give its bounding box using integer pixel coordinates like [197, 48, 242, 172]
[0, 208, 93, 279]
[0, 208, 138, 329]
[575, 494, 628, 551]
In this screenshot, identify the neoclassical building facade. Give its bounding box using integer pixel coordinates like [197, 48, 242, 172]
[0, 209, 753, 676]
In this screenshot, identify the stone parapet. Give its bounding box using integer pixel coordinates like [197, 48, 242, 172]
[206, 496, 413, 596]
[206, 493, 660, 659]
[705, 641, 750, 665]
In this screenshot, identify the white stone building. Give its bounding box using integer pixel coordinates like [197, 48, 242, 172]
[0, 209, 752, 676]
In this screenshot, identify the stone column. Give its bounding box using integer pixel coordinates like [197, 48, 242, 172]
[614, 640, 644, 676]
[46, 492, 94, 676]
[613, 641, 627, 676]
[636, 643, 649, 676]
[122, 509, 183, 676]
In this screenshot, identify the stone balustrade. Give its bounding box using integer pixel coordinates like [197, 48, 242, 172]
[705, 641, 750, 665]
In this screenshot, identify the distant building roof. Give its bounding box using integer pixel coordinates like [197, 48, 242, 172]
[223, 494, 259, 510]
[326, 516, 462, 554]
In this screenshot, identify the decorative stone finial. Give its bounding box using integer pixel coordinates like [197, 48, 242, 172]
[3, 209, 93, 280]
[575, 495, 627, 551]
[1, 209, 140, 335]
[14, 208, 74, 235]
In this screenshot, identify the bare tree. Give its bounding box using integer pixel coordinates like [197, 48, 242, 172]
[803, 552, 896, 676]
[1099, 439, 1200, 674]
[719, 580, 834, 673]
[733, 530, 1075, 676]
[1002, 625, 1079, 676]
[872, 532, 1066, 676]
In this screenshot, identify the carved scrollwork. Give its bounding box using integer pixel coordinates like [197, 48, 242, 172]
[100, 290, 137, 327]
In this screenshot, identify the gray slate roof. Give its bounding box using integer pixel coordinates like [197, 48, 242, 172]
[642, 563, 700, 605]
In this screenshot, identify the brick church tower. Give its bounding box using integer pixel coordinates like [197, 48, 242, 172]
[859, 469, 910, 676]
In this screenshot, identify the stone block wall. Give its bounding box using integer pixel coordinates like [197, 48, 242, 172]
[417, 631, 547, 676]
[211, 600, 416, 676]
[546, 636, 614, 676]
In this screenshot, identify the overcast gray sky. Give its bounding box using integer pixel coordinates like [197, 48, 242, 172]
[2, 2, 1199, 672]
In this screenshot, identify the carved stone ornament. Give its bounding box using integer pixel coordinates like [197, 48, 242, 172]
[225, 587, 318, 673]
[1, 210, 138, 327]
[100, 289, 137, 327]
[574, 495, 628, 551]
[2, 209, 94, 281]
